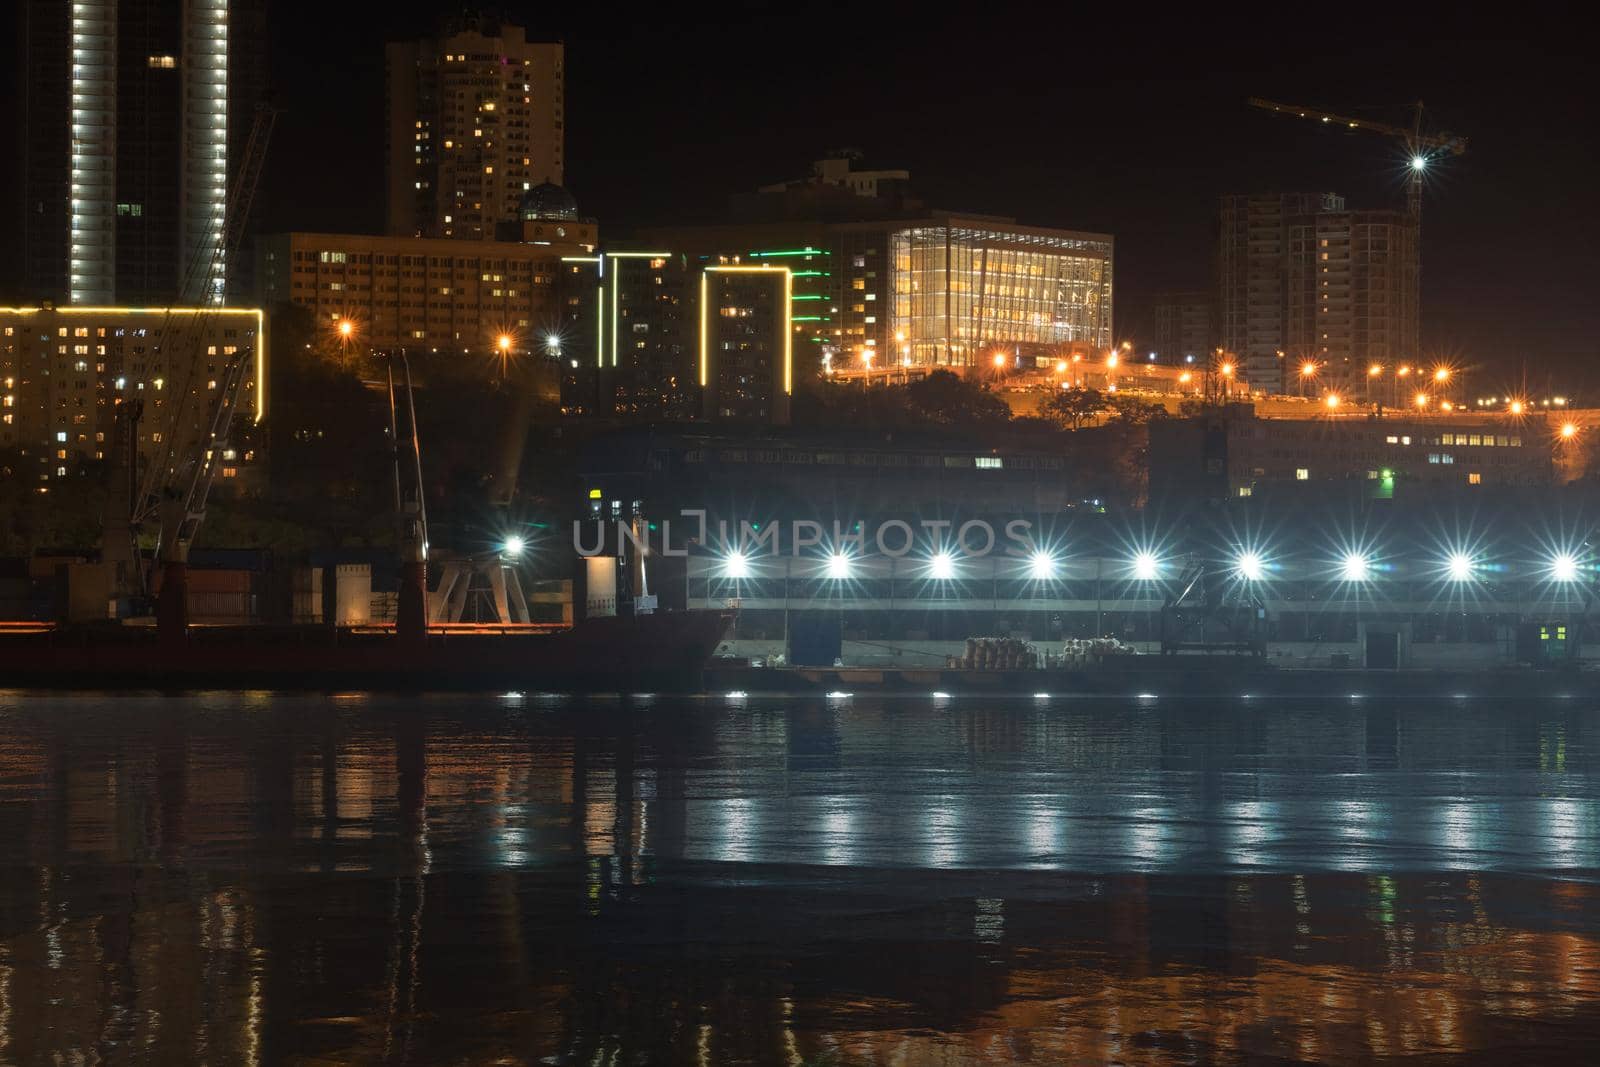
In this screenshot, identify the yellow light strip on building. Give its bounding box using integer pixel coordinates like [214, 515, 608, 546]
[611, 260, 620, 368]
[698, 272, 708, 387]
[697, 266, 792, 396]
[595, 285, 605, 368]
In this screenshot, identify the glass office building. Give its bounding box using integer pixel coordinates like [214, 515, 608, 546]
[888, 219, 1113, 366]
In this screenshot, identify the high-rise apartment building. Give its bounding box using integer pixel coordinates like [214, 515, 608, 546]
[557, 254, 792, 425]
[1216, 193, 1335, 390]
[386, 15, 564, 241]
[1286, 208, 1418, 392]
[1152, 290, 1213, 364]
[13, 0, 267, 306]
[1218, 193, 1417, 394]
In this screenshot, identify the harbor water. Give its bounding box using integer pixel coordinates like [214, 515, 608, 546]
[1, 690, 1598, 1063]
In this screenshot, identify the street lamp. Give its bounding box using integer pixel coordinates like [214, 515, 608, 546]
[1299, 360, 1317, 397]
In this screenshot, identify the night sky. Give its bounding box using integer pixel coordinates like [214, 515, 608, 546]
[13, 4, 1596, 389]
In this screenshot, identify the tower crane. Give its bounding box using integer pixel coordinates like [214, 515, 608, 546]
[1248, 98, 1467, 376]
[1246, 97, 1468, 223]
[122, 103, 277, 639]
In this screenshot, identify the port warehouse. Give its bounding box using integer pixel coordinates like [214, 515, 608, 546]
[678, 514, 1600, 669]
[577, 427, 1600, 668]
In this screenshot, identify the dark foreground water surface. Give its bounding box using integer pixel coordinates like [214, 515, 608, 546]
[2, 691, 1599, 1064]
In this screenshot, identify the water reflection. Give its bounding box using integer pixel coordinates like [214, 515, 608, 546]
[0, 692, 1597, 1062]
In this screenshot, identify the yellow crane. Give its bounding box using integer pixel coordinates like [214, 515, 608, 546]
[1246, 97, 1468, 221]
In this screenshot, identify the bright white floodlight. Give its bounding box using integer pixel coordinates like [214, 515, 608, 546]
[1133, 552, 1159, 580]
[1447, 552, 1474, 581]
[1235, 551, 1264, 581]
[1029, 551, 1057, 580]
[928, 552, 956, 580]
[827, 553, 852, 579]
[1341, 552, 1371, 581]
[1551, 553, 1579, 583]
[502, 536, 525, 557]
[722, 551, 751, 579]
[1410, 155, 1427, 171]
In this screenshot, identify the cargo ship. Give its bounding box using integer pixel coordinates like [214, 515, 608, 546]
[0, 610, 731, 692]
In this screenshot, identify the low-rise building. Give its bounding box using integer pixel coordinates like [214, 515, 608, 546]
[1150, 406, 1554, 502]
[257, 183, 596, 354]
[0, 304, 267, 492]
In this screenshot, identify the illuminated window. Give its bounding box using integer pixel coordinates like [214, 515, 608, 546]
[1237, 486, 1252, 497]
[1295, 468, 1309, 480]
[147, 55, 177, 69]
[1468, 472, 1481, 485]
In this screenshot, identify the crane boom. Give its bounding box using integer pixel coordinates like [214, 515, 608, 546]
[124, 103, 277, 636]
[1246, 97, 1468, 155]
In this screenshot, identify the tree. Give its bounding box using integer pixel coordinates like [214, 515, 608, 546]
[1040, 387, 1106, 430]
[1106, 395, 1168, 426]
[902, 370, 1012, 427]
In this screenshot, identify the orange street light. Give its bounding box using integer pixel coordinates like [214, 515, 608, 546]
[337, 319, 354, 340]
[1368, 363, 1383, 377]
[1440, 400, 1454, 412]
[1178, 371, 1193, 384]
[497, 334, 512, 352]
[1054, 359, 1068, 374]
[1106, 352, 1120, 368]
[1433, 367, 1451, 383]
[1300, 361, 1318, 378]
[1325, 393, 1341, 410]
[1562, 422, 1579, 439]
[992, 351, 1009, 369]
[1221, 362, 1235, 377]
[1509, 399, 1525, 415]
[1414, 391, 1429, 409]
[1397, 365, 1412, 377]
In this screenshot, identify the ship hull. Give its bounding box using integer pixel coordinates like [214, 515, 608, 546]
[0, 611, 730, 692]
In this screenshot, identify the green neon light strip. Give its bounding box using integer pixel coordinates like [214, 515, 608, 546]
[750, 248, 826, 258]
[790, 295, 825, 301]
[791, 270, 830, 277]
[792, 315, 824, 322]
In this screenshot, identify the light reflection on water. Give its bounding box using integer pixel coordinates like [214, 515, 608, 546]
[0, 692, 1597, 1063]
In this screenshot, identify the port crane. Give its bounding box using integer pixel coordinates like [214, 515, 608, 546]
[118, 104, 277, 637]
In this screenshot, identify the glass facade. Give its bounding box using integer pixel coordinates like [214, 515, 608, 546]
[890, 224, 1112, 366]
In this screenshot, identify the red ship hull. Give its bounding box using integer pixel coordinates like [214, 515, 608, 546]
[0, 611, 731, 691]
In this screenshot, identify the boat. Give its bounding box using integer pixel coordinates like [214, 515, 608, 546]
[0, 610, 731, 692]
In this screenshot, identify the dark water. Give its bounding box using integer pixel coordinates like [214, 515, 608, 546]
[1, 691, 1598, 1064]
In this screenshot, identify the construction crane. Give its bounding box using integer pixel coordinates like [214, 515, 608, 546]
[122, 103, 277, 638]
[1246, 97, 1468, 222]
[1248, 98, 1467, 377]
